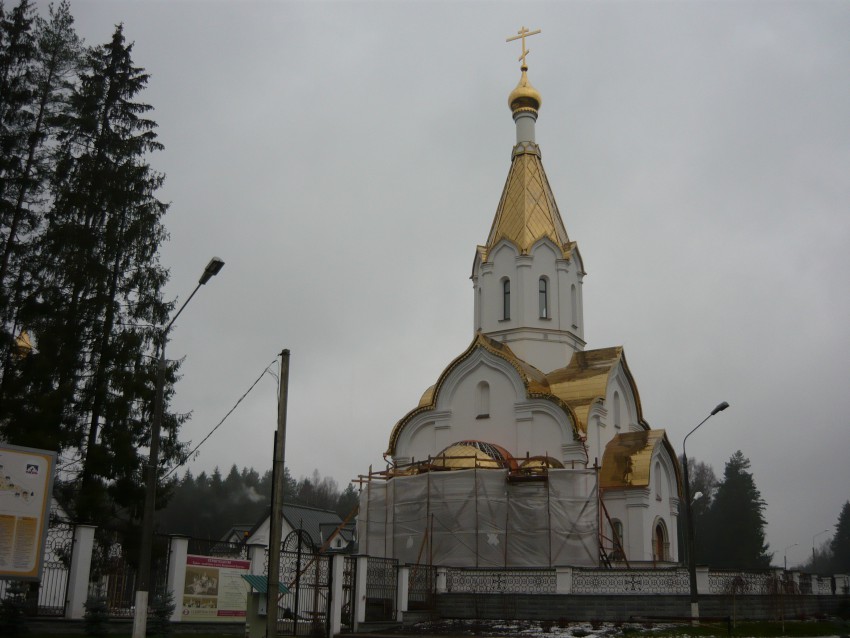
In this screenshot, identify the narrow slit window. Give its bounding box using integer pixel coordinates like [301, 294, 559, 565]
[502, 278, 511, 320]
[539, 277, 548, 318]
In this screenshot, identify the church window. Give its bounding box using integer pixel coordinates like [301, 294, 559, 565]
[502, 278, 511, 320]
[654, 520, 669, 562]
[477, 381, 490, 418]
[571, 284, 578, 327]
[613, 391, 621, 429]
[539, 277, 548, 318]
[654, 461, 663, 501]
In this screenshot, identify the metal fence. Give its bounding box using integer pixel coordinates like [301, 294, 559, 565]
[365, 557, 397, 622]
[407, 563, 436, 611]
[446, 567, 556, 594]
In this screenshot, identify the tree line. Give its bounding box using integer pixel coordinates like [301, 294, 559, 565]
[0, 0, 184, 534]
[156, 465, 359, 541]
[683, 450, 850, 574]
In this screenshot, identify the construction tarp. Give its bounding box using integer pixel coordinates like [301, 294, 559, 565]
[358, 468, 598, 567]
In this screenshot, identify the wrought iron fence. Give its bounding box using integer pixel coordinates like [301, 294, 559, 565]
[572, 567, 688, 595]
[708, 569, 776, 595]
[407, 563, 436, 611]
[446, 567, 556, 594]
[264, 545, 332, 637]
[365, 556, 397, 621]
[340, 556, 356, 632]
[187, 537, 248, 559]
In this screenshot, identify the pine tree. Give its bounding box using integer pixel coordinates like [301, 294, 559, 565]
[699, 451, 772, 569]
[831, 500, 850, 572]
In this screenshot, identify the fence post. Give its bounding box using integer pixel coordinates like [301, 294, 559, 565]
[328, 554, 345, 637]
[353, 556, 369, 631]
[435, 567, 447, 593]
[555, 567, 573, 594]
[396, 565, 409, 621]
[248, 543, 266, 575]
[167, 536, 189, 622]
[65, 524, 96, 620]
[696, 566, 710, 595]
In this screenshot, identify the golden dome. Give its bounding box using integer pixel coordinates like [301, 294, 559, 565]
[431, 440, 516, 471]
[509, 67, 541, 114]
[520, 456, 564, 472]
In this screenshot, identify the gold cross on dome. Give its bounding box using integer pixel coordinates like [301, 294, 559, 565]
[506, 25, 541, 68]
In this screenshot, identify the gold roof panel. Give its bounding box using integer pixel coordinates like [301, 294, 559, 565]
[599, 430, 667, 489]
[481, 149, 572, 262]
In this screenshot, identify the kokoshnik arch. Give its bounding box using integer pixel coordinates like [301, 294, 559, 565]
[357, 28, 683, 569]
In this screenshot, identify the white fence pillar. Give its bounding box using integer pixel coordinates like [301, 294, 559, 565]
[555, 567, 573, 594]
[248, 543, 266, 575]
[396, 566, 409, 621]
[353, 556, 369, 631]
[328, 554, 345, 636]
[167, 536, 189, 622]
[65, 524, 96, 620]
[435, 567, 447, 593]
[695, 566, 710, 595]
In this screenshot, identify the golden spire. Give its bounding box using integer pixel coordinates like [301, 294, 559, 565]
[506, 26, 542, 114]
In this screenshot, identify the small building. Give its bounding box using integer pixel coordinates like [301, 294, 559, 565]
[247, 504, 354, 553]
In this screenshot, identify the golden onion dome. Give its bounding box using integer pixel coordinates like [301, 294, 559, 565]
[509, 67, 541, 114]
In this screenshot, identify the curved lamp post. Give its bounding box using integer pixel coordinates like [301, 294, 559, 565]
[683, 400, 729, 623]
[812, 529, 829, 569]
[132, 257, 225, 638]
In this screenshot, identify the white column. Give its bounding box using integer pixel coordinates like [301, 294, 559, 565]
[65, 524, 96, 620]
[167, 536, 189, 622]
[695, 566, 710, 595]
[328, 555, 345, 636]
[353, 556, 369, 631]
[435, 567, 447, 593]
[396, 566, 409, 621]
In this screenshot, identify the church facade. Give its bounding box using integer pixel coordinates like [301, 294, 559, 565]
[358, 34, 682, 569]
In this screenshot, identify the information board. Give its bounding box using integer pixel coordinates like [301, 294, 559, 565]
[0, 444, 57, 580]
[182, 554, 251, 621]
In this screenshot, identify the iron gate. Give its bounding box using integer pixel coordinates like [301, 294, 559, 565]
[365, 557, 397, 622]
[270, 531, 332, 637]
[340, 556, 356, 632]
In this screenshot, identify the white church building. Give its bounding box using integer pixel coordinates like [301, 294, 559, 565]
[358, 34, 682, 570]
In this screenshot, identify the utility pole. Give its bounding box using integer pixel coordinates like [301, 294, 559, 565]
[266, 349, 290, 638]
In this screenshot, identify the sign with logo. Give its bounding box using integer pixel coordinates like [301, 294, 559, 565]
[0, 444, 57, 580]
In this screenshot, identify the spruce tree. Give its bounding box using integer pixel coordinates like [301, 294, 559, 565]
[699, 450, 772, 569]
[831, 500, 850, 572]
[34, 23, 184, 524]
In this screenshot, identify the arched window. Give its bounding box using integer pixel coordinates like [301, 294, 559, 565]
[571, 284, 578, 327]
[477, 381, 490, 418]
[538, 277, 548, 318]
[654, 520, 668, 562]
[502, 278, 511, 320]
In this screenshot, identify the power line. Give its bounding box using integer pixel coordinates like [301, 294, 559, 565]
[163, 357, 278, 479]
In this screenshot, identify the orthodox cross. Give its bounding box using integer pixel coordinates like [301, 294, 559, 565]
[506, 26, 541, 68]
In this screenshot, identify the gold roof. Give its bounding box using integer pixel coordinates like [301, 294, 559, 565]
[386, 332, 579, 456]
[509, 68, 541, 114]
[599, 430, 670, 490]
[480, 147, 573, 262]
[547, 347, 644, 437]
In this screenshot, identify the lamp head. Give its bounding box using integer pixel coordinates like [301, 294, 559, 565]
[711, 401, 729, 416]
[199, 257, 225, 285]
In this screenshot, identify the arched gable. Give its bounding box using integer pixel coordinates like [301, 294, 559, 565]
[386, 333, 581, 459]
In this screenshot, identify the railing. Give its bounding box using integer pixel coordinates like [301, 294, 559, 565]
[446, 567, 556, 594]
[407, 563, 436, 611]
[187, 538, 248, 559]
[365, 557, 397, 621]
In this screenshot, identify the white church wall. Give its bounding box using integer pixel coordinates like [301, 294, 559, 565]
[393, 350, 576, 463]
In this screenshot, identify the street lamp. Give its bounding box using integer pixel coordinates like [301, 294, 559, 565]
[683, 400, 729, 623]
[132, 257, 225, 638]
[784, 543, 798, 571]
[812, 529, 830, 570]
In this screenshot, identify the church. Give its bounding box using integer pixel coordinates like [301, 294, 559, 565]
[357, 29, 682, 569]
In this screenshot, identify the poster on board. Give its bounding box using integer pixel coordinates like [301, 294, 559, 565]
[0, 444, 57, 580]
[182, 555, 251, 621]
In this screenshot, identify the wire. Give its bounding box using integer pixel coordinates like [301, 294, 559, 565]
[163, 356, 279, 479]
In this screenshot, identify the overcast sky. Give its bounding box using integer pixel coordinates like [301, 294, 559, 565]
[49, 0, 850, 567]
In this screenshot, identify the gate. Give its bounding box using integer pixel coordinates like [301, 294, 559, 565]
[270, 530, 331, 637]
[407, 563, 436, 612]
[365, 557, 397, 621]
[340, 556, 356, 632]
[38, 520, 75, 616]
